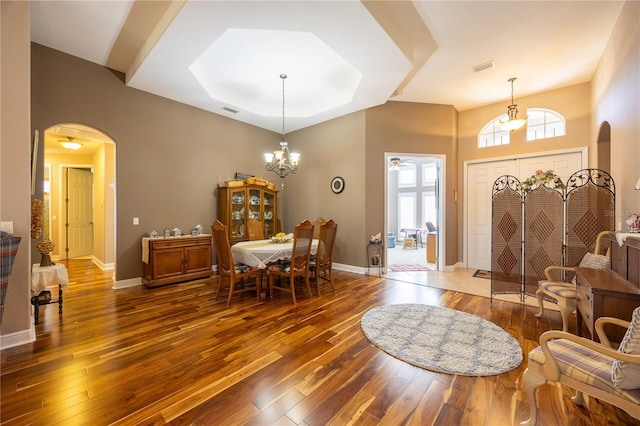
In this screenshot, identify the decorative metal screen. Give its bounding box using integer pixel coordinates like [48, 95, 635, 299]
[491, 169, 615, 301]
[523, 185, 564, 296]
[491, 176, 523, 296]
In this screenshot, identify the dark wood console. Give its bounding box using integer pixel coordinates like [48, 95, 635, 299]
[574, 233, 640, 343]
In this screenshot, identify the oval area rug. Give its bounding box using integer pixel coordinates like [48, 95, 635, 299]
[360, 304, 523, 376]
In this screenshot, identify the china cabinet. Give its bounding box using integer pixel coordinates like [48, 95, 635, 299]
[218, 183, 278, 243]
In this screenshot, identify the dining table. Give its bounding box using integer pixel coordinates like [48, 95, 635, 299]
[231, 238, 318, 269]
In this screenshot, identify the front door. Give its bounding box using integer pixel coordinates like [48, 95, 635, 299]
[466, 150, 584, 271]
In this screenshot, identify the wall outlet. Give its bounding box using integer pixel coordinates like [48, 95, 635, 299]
[0, 221, 13, 233]
[133, 217, 139, 225]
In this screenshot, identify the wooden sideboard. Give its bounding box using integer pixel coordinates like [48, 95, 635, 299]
[143, 235, 212, 287]
[574, 234, 640, 342]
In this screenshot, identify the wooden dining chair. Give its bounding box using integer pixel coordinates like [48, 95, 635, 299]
[211, 220, 260, 306]
[267, 220, 314, 304]
[247, 218, 265, 240]
[310, 219, 337, 296]
[312, 217, 326, 240]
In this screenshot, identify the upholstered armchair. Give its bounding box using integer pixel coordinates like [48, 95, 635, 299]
[521, 309, 640, 425]
[535, 230, 611, 332]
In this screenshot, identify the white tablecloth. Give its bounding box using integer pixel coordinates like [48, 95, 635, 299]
[31, 263, 69, 294]
[231, 239, 318, 269]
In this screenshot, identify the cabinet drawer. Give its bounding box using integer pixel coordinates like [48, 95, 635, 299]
[150, 237, 210, 249]
[576, 278, 594, 333]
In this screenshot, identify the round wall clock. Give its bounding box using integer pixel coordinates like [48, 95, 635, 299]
[331, 176, 345, 194]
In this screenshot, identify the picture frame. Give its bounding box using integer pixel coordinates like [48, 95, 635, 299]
[330, 176, 345, 194]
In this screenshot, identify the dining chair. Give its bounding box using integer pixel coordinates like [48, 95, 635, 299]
[267, 220, 314, 304]
[211, 220, 260, 306]
[312, 217, 326, 240]
[534, 230, 610, 332]
[310, 219, 337, 296]
[247, 218, 265, 240]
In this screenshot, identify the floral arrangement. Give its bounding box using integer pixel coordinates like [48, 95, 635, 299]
[31, 199, 44, 239]
[521, 169, 565, 193]
[35, 239, 55, 254]
[271, 232, 293, 243]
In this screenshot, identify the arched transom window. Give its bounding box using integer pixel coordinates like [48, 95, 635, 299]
[478, 114, 510, 148]
[477, 108, 566, 148]
[526, 108, 566, 141]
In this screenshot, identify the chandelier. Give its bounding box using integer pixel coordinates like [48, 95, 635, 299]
[500, 77, 527, 132]
[264, 74, 300, 180]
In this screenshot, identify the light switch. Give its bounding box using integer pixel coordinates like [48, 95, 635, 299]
[133, 217, 139, 225]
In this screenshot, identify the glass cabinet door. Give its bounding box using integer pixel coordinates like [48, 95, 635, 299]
[230, 189, 245, 240]
[263, 190, 276, 237]
[248, 188, 261, 226]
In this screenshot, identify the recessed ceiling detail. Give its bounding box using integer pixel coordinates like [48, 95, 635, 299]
[30, 1, 625, 133]
[124, 0, 412, 133]
[189, 29, 361, 117]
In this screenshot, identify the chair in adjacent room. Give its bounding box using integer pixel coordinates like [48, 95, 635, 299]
[247, 218, 265, 240]
[535, 230, 611, 332]
[267, 220, 314, 304]
[310, 219, 337, 296]
[521, 309, 640, 425]
[387, 232, 396, 248]
[211, 220, 260, 306]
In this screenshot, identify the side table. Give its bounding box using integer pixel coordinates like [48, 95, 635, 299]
[31, 263, 69, 325]
[367, 241, 384, 276]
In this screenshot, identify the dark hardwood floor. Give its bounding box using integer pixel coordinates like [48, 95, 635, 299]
[2, 259, 639, 425]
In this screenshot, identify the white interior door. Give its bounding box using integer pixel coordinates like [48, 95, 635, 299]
[467, 159, 518, 271]
[66, 167, 94, 258]
[466, 150, 584, 271]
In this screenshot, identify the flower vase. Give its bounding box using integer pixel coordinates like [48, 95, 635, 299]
[39, 253, 53, 267]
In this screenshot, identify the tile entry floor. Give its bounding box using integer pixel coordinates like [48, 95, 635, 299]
[383, 243, 560, 312]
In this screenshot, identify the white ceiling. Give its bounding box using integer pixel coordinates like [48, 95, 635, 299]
[30, 0, 625, 137]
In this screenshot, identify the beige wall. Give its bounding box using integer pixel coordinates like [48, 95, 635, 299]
[365, 102, 458, 265]
[282, 112, 367, 267]
[592, 0, 640, 228]
[31, 44, 279, 284]
[1, 2, 33, 337]
[457, 83, 592, 261]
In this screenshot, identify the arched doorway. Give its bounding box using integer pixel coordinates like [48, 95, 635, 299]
[597, 121, 611, 174]
[43, 124, 116, 270]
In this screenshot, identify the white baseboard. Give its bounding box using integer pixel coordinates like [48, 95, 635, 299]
[0, 327, 35, 350]
[113, 277, 142, 289]
[333, 263, 366, 274]
[92, 257, 114, 271]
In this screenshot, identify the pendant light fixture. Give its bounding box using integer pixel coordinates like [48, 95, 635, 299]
[264, 74, 300, 182]
[500, 77, 527, 132]
[59, 137, 83, 150]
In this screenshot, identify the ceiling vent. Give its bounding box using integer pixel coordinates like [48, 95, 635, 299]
[472, 61, 494, 73]
[222, 106, 239, 114]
